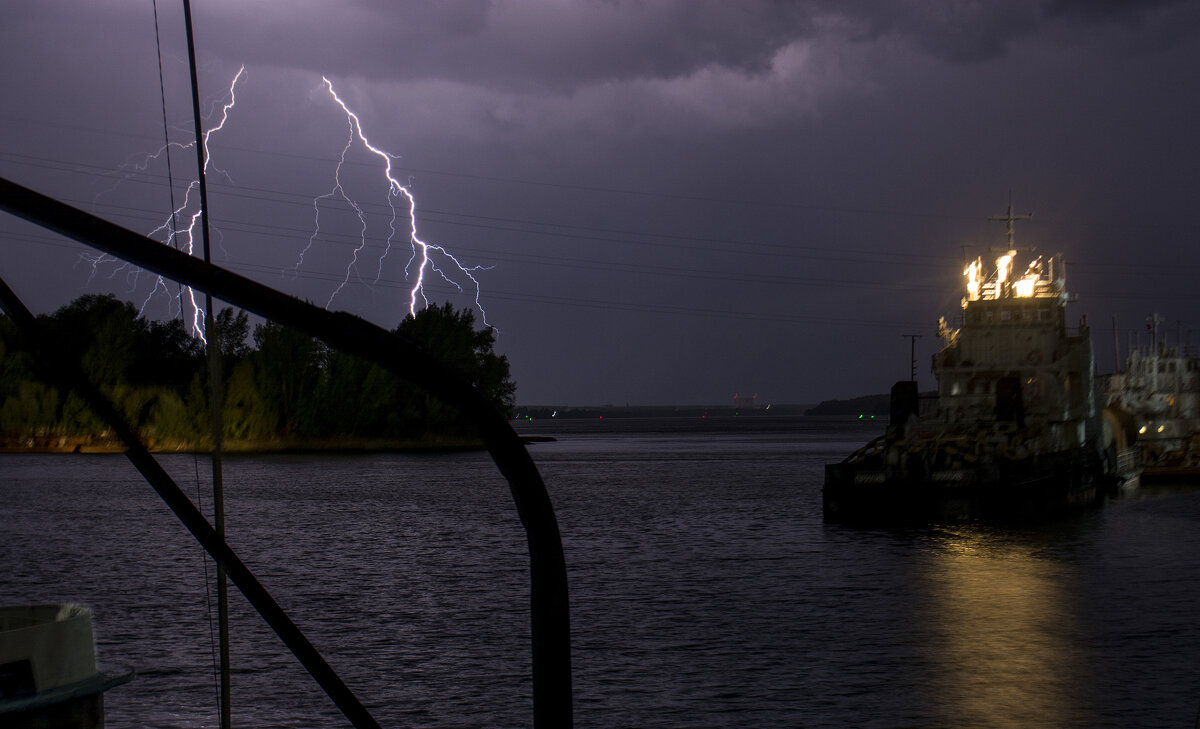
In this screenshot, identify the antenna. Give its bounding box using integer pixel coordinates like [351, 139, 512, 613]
[903, 333, 923, 383]
[988, 202, 1033, 249]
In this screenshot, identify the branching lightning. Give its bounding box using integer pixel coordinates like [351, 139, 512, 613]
[300, 76, 493, 327]
[90, 66, 494, 340]
[154, 64, 245, 343]
[89, 65, 246, 344]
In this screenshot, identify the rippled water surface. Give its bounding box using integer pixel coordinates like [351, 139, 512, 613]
[3, 416, 1199, 727]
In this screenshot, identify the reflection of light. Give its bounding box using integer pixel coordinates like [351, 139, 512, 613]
[919, 529, 1084, 727]
[1139, 425, 1148, 434]
[1158, 425, 1166, 433]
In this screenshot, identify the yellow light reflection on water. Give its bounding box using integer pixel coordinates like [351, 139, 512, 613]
[917, 529, 1093, 728]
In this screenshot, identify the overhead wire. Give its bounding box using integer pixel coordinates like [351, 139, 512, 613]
[148, 0, 224, 724]
[3, 116, 1198, 331]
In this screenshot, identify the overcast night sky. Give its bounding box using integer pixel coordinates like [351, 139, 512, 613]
[2, 1, 1199, 407]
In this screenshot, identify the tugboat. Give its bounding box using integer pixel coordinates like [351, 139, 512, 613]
[824, 207, 1114, 522]
[1105, 315, 1200, 480]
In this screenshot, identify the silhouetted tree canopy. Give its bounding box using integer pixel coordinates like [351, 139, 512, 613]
[0, 295, 516, 450]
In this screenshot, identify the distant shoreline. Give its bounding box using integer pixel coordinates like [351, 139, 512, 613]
[512, 403, 817, 420]
[0, 435, 490, 455]
[512, 396, 899, 420]
[2, 397, 895, 454]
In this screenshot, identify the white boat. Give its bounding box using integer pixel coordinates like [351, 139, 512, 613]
[1105, 315, 1200, 479]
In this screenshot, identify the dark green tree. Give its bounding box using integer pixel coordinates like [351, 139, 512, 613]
[0, 295, 519, 447]
[0, 296, 207, 442]
[132, 317, 204, 391]
[214, 307, 251, 365]
[222, 359, 273, 440]
[395, 303, 516, 434]
[46, 295, 142, 387]
[251, 320, 323, 436]
[302, 303, 515, 441]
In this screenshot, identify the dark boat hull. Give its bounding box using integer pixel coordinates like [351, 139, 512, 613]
[823, 448, 1103, 524]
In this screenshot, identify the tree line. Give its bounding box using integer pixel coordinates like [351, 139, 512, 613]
[0, 294, 515, 450]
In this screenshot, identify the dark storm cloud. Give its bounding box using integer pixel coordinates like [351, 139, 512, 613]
[197, 0, 822, 92]
[1041, 0, 1200, 54]
[4, 0, 1200, 405]
[16, 0, 1181, 150]
[832, 0, 1040, 64]
[1044, 0, 1187, 22]
[187, 0, 1200, 93]
[838, 0, 1200, 64]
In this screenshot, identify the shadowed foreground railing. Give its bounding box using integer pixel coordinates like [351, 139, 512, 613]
[0, 176, 573, 729]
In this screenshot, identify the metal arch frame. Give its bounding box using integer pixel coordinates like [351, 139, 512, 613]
[0, 176, 573, 729]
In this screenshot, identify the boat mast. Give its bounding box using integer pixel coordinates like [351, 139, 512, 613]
[988, 203, 1033, 250]
[903, 333, 922, 384]
[181, 2, 232, 726]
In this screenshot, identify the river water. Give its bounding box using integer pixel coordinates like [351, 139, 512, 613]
[2, 415, 1199, 728]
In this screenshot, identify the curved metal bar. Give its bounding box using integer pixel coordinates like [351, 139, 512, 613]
[0, 176, 573, 728]
[0, 276, 384, 729]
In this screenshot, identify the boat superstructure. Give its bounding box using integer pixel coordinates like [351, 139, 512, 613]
[824, 208, 1110, 522]
[1106, 315, 1200, 478]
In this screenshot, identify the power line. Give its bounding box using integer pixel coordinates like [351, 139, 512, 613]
[1, 149, 946, 265]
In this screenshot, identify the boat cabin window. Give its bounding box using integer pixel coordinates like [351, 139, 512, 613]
[1001, 310, 1011, 321]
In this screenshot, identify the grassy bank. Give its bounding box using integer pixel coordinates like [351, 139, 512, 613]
[0, 433, 489, 454]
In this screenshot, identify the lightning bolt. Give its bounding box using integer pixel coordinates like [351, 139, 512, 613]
[89, 66, 494, 341]
[301, 76, 493, 327]
[87, 66, 245, 344]
[149, 64, 245, 343]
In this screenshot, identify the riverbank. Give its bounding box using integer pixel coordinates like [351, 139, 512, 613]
[0, 434, 497, 454]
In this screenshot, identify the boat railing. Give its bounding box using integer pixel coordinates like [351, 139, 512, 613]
[1116, 446, 1139, 475]
[0, 176, 573, 729]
